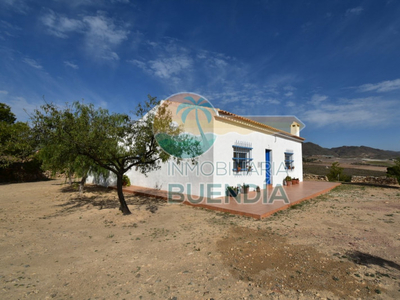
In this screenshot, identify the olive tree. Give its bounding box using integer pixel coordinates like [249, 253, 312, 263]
[31, 96, 196, 215]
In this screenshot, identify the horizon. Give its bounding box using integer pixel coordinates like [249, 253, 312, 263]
[304, 141, 400, 153]
[1, 0, 400, 151]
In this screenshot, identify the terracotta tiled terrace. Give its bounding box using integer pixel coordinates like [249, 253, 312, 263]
[120, 181, 340, 219]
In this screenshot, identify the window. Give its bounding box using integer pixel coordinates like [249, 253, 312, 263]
[285, 152, 294, 170]
[233, 146, 253, 172]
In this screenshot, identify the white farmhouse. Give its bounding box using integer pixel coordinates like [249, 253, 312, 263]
[126, 106, 304, 199]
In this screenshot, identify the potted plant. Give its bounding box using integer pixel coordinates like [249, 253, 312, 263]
[256, 186, 260, 193]
[237, 166, 242, 173]
[226, 186, 239, 197]
[284, 176, 292, 186]
[292, 178, 299, 184]
[242, 183, 249, 194]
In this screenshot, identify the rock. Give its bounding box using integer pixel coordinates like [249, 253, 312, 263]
[351, 176, 398, 186]
[303, 174, 329, 181]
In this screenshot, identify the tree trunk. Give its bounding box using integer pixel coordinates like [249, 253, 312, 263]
[116, 173, 131, 215]
[79, 173, 88, 195]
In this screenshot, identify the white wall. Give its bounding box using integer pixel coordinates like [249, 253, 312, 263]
[89, 119, 303, 199]
[211, 131, 303, 197]
[124, 146, 215, 198]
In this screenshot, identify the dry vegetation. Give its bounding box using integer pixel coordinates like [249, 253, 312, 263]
[0, 180, 399, 299]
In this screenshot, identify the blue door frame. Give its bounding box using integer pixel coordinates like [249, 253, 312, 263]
[265, 150, 271, 185]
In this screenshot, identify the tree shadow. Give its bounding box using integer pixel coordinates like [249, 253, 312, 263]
[59, 183, 113, 194]
[43, 184, 164, 218]
[346, 250, 400, 271]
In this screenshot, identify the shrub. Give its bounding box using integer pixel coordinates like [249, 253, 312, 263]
[387, 158, 400, 184]
[122, 175, 131, 187]
[327, 162, 351, 182]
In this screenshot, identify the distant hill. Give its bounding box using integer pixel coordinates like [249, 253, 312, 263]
[302, 142, 335, 157]
[303, 142, 400, 159]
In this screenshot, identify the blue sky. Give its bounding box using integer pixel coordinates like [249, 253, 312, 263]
[1, 0, 400, 151]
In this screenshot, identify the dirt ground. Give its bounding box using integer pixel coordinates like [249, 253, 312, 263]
[0, 180, 399, 299]
[308, 157, 389, 172]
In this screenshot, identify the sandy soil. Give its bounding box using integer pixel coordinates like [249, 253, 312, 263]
[0, 180, 399, 299]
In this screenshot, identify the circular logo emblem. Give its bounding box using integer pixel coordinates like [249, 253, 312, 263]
[153, 92, 217, 158]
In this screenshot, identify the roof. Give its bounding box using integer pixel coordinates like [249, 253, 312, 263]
[244, 116, 305, 131]
[215, 109, 305, 141]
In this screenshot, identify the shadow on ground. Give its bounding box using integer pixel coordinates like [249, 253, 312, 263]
[346, 250, 400, 271]
[43, 184, 164, 218]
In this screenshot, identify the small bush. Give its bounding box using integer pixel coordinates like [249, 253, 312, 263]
[386, 157, 400, 184]
[122, 175, 131, 186]
[327, 162, 351, 182]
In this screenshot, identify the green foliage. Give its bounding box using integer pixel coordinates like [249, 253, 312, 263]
[387, 158, 400, 184]
[0, 103, 16, 124]
[0, 103, 42, 182]
[122, 175, 131, 187]
[0, 103, 37, 169]
[31, 95, 186, 215]
[226, 186, 239, 197]
[37, 136, 107, 186]
[0, 157, 45, 183]
[327, 162, 351, 182]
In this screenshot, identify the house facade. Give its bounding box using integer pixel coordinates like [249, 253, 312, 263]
[125, 105, 304, 199]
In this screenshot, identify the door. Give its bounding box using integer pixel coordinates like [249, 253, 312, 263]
[265, 150, 271, 185]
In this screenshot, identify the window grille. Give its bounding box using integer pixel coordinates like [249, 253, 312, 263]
[233, 146, 253, 172]
[285, 152, 294, 170]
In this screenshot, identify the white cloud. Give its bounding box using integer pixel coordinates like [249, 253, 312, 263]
[0, 20, 22, 31]
[286, 101, 295, 107]
[357, 78, 400, 93]
[0, 0, 29, 14]
[83, 15, 129, 61]
[128, 38, 196, 80]
[83, 15, 128, 46]
[64, 61, 79, 69]
[309, 94, 328, 105]
[126, 37, 293, 114]
[267, 98, 280, 105]
[0, 90, 9, 95]
[41, 9, 84, 39]
[283, 85, 296, 91]
[41, 11, 129, 61]
[127, 59, 146, 69]
[302, 97, 399, 128]
[128, 56, 193, 79]
[148, 56, 193, 78]
[22, 58, 43, 69]
[346, 6, 364, 16]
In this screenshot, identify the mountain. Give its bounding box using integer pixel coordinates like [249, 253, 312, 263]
[302, 142, 335, 157]
[303, 142, 400, 159]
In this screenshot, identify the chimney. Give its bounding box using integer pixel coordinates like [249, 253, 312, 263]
[291, 122, 300, 137]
